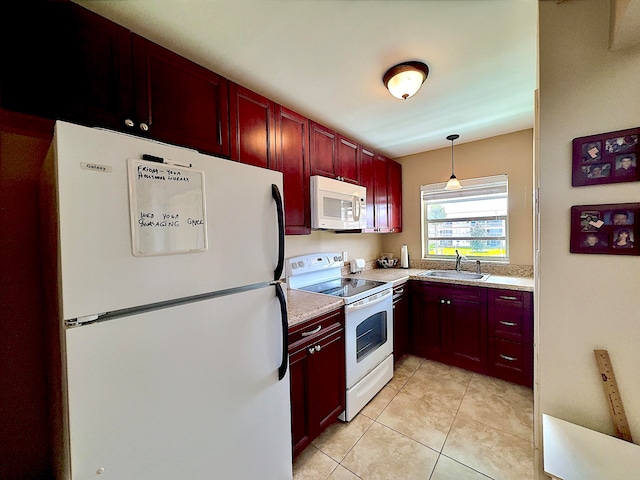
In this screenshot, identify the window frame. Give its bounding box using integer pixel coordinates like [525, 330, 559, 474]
[420, 174, 509, 263]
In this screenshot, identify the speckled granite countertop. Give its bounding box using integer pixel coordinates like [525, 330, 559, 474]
[286, 288, 344, 327]
[286, 268, 534, 327]
[347, 268, 535, 292]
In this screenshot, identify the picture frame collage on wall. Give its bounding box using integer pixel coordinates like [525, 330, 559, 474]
[572, 126, 639, 187]
[570, 203, 640, 255]
[570, 127, 640, 256]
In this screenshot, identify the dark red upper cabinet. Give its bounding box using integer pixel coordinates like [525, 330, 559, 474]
[309, 121, 338, 179]
[132, 34, 230, 157]
[360, 147, 376, 231]
[1, 3, 133, 129]
[387, 159, 402, 233]
[229, 83, 276, 168]
[336, 135, 360, 184]
[1, 3, 230, 157]
[275, 106, 311, 235]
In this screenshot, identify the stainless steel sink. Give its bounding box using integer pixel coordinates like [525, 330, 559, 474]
[418, 270, 490, 281]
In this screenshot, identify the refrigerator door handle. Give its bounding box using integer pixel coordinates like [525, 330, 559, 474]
[271, 184, 285, 281]
[275, 282, 289, 380]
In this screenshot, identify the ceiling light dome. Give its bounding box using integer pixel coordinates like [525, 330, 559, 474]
[383, 61, 429, 100]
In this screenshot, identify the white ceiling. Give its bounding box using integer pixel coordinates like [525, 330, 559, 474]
[75, 0, 538, 158]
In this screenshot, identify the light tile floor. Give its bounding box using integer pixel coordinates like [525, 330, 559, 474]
[292, 355, 534, 480]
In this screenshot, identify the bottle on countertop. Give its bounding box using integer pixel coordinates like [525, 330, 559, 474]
[400, 244, 409, 269]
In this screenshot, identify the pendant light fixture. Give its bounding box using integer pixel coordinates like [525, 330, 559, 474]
[383, 61, 429, 100]
[444, 134, 462, 190]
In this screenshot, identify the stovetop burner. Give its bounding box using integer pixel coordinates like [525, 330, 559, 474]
[296, 277, 388, 299]
[286, 252, 393, 304]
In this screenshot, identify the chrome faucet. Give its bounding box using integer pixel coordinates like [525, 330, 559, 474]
[455, 250, 467, 271]
[476, 260, 482, 274]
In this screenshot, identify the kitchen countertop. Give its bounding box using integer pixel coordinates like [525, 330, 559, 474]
[347, 268, 535, 292]
[286, 268, 534, 327]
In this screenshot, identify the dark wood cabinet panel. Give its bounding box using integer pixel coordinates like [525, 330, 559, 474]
[229, 82, 275, 168]
[387, 159, 402, 233]
[409, 282, 443, 359]
[1, 3, 230, 157]
[444, 291, 488, 370]
[288, 308, 345, 458]
[488, 289, 533, 387]
[360, 147, 376, 231]
[275, 106, 311, 235]
[410, 282, 488, 373]
[360, 149, 390, 232]
[393, 284, 410, 360]
[373, 153, 390, 232]
[1, 3, 133, 128]
[132, 34, 230, 156]
[309, 121, 337, 179]
[289, 344, 312, 456]
[312, 329, 346, 433]
[336, 135, 360, 184]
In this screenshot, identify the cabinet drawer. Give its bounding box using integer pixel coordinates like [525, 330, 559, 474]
[489, 307, 531, 343]
[489, 289, 532, 344]
[489, 289, 531, 309]
[413, 282, 486, 302]
[489, 338, 532, 387]
[288, 308, 343, 350]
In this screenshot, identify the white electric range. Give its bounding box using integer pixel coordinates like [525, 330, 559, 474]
[286, 253, 394, 421]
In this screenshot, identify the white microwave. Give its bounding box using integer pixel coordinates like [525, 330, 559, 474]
[310, 176, 366, 230]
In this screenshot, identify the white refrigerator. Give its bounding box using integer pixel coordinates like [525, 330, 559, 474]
[41, 121, 292, 479]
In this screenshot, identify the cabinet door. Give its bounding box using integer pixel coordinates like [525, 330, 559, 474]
[409, 283, 443, 359]
[311, 329, 346, 434]
[443, 291, 488, 371]
[1, 3, 133, 130]
[373, 153, 390, 232]
[132, 34, 230, 156]
[275, 106, 311, 235]
[387, 159, 402, 233]
[360, 147, 376, 232]
[289, 346, 312, 458]
[392, 286, 410, 360]
[229, 83, 276, 169]
[336, 135, 359, 184]
[309, 121, 337, 179]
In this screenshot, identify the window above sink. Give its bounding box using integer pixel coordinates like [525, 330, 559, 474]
[420, 174, 509, 263]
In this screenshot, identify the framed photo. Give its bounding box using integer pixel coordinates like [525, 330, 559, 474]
[570, 203, 640, 255]
[572, 127, 639, 186]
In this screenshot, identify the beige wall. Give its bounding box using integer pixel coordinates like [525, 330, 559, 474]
[539, 0, 640, 444]
[382, 129, 534, 266]
[285, 231, 382, 266]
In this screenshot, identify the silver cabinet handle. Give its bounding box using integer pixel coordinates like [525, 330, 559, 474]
[499, 321, 517, 327]
[315, 345, 321, 352]
[309, 347, 315, 355]
[124, 118, 135, 128]
[301, 325, 321, 337]
[441, 299, 445, 304]
[499, 295, 518, 301]
[499, 354, 518, 362]
[139, 123, 149, 132]
[446, 300, 451, 305]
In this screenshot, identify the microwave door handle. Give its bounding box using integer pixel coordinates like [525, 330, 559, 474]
[353, 195, 361, 221]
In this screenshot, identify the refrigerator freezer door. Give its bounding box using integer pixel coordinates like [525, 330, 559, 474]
[49, 121, 284, 321]
[64, 287, 292, 479]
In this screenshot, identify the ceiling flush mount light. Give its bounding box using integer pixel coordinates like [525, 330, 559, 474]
[444, 134, 462, 190]
[382, 61, 429, 100]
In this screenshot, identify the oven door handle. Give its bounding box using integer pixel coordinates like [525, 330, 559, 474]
[345, 289, 392, 313]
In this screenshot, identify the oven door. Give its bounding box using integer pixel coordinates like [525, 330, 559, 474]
[344, 289, 393, 388]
